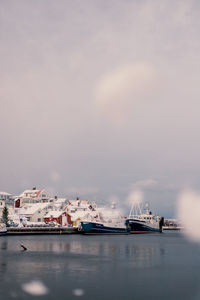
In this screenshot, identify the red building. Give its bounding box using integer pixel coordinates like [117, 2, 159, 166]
[44, 211, 72, 226]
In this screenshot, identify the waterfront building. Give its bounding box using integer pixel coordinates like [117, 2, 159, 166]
[65, 198, 96, 227]
[0, 191, 14, 217]
[15, 187, 51, 208]
[17, 203, 51, 223]
[8, 193, 97, 227]
[10, 196, 69, 225]
[43, 198, 92, 226]
[44, 211, 70, 226]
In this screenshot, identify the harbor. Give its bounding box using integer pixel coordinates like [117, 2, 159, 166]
[1, 1, 199, 299]
[0, 188, 182, 236]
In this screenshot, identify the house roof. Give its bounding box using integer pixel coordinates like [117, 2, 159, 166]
[67, 211, 89, 221]
[55, 198, 67, 202]
[45, 210, 64, 218]
[19, 203, 49, 215]
[0, 191, 12, 196]
[68, 199, 89, 205]
[19, 189, 49, 198]
[67, 200, 90, 210]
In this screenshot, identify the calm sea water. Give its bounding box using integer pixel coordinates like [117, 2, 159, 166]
[0, 232, 200, 300]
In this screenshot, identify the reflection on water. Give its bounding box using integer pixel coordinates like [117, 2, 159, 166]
[1, 239, 7, 250]
[0, 233, 200, 300]
[0, 236, 162, 276]
[0, 235, 167, 278]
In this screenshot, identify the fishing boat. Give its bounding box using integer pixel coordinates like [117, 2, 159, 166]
[126, 201, 164, 234]
[81, 221, 129, 235]
[80, 202, 129, 235]
[0, 223, 7, 236]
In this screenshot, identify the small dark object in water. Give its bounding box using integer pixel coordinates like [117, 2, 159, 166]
[21, 244, 27, 251]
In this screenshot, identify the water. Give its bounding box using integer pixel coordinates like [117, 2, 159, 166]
[0, 232, 200, 300]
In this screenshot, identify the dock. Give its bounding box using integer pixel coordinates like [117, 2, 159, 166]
[7, 227, 79, 235]
[163, 226, 183, 231]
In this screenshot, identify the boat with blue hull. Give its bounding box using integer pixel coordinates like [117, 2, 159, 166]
[80, 201, 130, 235]
[125, 218, 163, 233]
[81, 221, 129, 235]
[0, 223, 7, 236]
[126, 201, 164, 234]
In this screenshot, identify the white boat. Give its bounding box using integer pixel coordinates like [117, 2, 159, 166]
[126, 202, 164, 233]
[0, 223, 7, 236]
[80, 201, 129, 234]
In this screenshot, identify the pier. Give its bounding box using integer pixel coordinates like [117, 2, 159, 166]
[7, 227, 79, 235]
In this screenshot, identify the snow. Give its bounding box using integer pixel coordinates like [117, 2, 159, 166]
[68, 211, 88, 221]
[45, 210, 64, 218]
[19, 203, 49, 215]
[0, 191, 12, 196]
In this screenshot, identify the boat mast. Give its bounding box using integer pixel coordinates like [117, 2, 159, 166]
[129, 198, 142, 218]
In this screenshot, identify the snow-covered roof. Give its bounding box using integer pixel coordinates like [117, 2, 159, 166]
[19, 189, 49, 198]
[45, 210, 65, 218]
[55, 198, 67, 203]
[19, 203, 49, 215]
[68, 199, 89, 205]
[68, 211, 88, 221]
[0, 191, 12, 196]
[67, 200, 90, 210]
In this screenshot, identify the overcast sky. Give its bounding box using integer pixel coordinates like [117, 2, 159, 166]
[1, 0, 200, 217]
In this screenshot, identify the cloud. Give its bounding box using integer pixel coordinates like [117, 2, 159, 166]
[94, 62, 157, 124]
[177, 189, 200, 242]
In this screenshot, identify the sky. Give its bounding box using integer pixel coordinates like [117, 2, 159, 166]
[1, 0, 200, 217]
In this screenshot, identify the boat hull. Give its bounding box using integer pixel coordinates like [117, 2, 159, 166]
[0, 230, 7, 236]
[126, 219, 162, 233]
[81, 221, 129, 235]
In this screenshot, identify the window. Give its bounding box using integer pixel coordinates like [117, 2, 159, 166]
[38, 218, 41, 222]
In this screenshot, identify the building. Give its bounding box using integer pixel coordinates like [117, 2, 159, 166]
[18, 203, 51, 223]
[44, 211, 70, 226]
[12, 196, 69, 225]
[15, 188, 51, 208]
[65, 198, 96, 227]
[0, 191, 14, 217]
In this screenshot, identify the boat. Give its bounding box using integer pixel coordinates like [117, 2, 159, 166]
[81, 221, 129, 235]
[162, 219, 183, 230]
[0, 223, 7, 236]
[80, 202, 129, 235]
[126, 201, 164, 234]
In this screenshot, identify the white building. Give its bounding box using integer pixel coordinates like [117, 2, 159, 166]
[17, 203, 51, 223]
[0, 191, 14, 218]
[11, 197, 69, 225]
[66, 198, 96, 226]
[15, 188, 51, 207]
